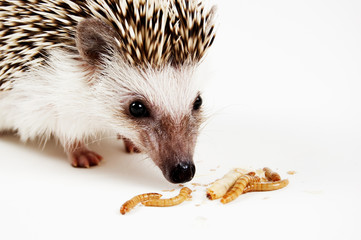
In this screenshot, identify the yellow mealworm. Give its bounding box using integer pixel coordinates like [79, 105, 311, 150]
[206, 168, 247, 200]
[243, 186, 252, 193]
[247, 171, 256, 176]
[247, 179, 289, 192]
[142, 187, 192, 207]
[120, 193, 162, 215]
[263, 167, 281, 182]
[220, 175, 260, 204]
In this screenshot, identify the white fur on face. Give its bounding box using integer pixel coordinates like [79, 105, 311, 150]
[100, 56, 201, 122]
[91, 55, 203, 148]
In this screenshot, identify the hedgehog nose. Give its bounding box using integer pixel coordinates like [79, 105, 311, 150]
[170, 162, 196, 184]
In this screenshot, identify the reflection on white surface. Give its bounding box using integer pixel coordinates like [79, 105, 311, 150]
[1, 0, 361, 239]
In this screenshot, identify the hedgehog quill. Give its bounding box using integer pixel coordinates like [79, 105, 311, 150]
[0, 0, 216, 183]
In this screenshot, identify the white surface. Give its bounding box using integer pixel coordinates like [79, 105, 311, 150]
[1, 0, 361, 239]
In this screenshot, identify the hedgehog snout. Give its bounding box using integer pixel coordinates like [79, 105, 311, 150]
[125, 97, 202, 184]
[168, 161, 196, 184]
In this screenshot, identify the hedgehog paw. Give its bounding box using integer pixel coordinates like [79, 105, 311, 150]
[123, 138, 141, 154]
[68, 145, 103, 168]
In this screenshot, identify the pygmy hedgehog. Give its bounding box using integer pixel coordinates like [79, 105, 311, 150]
[0, 0, 216, 183]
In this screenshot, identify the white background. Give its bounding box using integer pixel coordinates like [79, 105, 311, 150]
[1, 0, 360, 239]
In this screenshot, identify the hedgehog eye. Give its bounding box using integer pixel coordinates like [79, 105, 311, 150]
[193, 96, 202, 111]
[129, 101, 149, 118]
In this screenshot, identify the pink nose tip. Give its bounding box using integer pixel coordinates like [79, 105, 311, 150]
[169, 162, 196, 183]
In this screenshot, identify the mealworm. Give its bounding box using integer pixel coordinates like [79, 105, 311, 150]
[120, 193, 162, 215]
[263, 167, 281, 182]
[247, 171, 256, 176]
[246, 179, 289, 192]
[206, 168, 247, 200]
[220, 175, 260, 204]
[142, 187, 192, 207]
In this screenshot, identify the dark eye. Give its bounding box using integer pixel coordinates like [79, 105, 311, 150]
[129, 101, 149, 118]
[193, 96, 202, 110]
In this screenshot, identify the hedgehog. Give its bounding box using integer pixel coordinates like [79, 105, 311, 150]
[0, 0, 216, 184]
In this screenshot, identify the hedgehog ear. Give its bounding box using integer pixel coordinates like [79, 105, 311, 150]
[76, 18, 118, 65]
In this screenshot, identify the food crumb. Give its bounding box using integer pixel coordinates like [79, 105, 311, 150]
[162, 189, 175, 192]
[191, 183, 202, 187]
[287, 171, 296, 175]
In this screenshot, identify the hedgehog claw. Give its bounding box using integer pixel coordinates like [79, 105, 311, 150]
[122, 138, 141, 154]
[69, 146, 103, 168]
